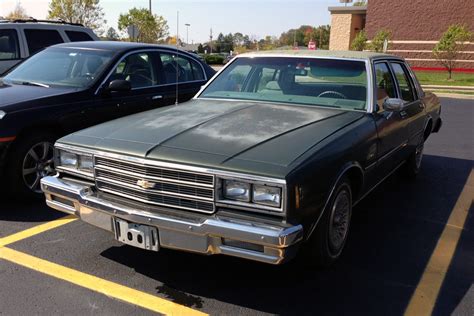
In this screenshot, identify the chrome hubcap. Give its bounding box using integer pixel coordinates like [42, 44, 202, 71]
[22, 141, 54, 193]
[328, 190, 351, 254]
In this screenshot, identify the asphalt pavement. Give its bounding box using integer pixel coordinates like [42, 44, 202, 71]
[0, 97, 472, 315]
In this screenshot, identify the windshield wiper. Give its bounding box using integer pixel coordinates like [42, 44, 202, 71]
[21, 81, 50, 88]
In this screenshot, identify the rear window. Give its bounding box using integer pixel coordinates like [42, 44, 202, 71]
[24, 29, 64, 55]
[0, 29, 20, 60]
[65, 31, 94, 42]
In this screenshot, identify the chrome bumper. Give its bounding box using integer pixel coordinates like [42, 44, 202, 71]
[41, 176, 303, 264]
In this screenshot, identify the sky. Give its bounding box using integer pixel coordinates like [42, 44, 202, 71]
[0, 0, 344, 43]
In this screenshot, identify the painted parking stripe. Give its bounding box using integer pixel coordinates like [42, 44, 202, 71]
[0, 215, 77, 247]
[0, 247, 207, 316]
[404, 169, 474, 315]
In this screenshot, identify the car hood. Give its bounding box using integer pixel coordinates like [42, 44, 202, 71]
[0, 82, 77, 110]
[61, 99, 364, 177]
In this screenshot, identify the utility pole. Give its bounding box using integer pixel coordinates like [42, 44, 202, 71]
[149, 0, 152, 14]
[185, 23, 190, 45]
[209, 28, 213, 54]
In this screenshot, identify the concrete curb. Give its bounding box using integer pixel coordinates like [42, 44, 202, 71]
[433, 93, 474, 100]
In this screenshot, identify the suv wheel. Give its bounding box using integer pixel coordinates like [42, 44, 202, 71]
[7, 133, 56, 198]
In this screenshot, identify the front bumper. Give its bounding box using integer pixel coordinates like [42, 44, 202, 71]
[41, 176, 303, 264]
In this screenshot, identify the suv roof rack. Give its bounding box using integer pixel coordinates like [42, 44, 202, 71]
[0, 18, 84, 27]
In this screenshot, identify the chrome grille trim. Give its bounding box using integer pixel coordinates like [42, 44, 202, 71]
[93, 156, 215, 214]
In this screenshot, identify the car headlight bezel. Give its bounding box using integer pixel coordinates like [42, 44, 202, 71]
[56, 148, 94, 179]
[0, 110, 6, 120]
[217, 176, 285, 214]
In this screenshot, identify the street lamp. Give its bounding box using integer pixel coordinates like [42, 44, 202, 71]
[185, 23, 190, 45]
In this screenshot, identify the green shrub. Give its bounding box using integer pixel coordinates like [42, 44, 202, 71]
[351, 30, 367, 51]
[204, 54, 225, 65]
[370, 29, 391, 52]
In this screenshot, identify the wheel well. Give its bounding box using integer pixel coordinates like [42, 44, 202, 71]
[424, 119, 433, 141]
[345, 167, 363, 201]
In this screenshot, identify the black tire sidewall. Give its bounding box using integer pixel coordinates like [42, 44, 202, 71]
[6, 132, 56, 199]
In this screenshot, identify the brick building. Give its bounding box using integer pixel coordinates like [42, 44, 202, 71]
[329, 0, 474, 70]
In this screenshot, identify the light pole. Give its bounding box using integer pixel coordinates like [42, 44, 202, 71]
[185, 23, 190, 45]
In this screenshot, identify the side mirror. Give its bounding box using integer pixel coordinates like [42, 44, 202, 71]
[107, 79, 131, 92]
[383, 98, 405, 112]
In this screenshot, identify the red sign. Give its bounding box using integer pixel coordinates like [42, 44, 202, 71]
[308, 41, 316, 50]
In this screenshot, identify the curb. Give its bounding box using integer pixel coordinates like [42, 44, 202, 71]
[431, 93, 474, 100]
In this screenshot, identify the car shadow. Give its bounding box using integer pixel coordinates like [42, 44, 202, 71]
[100, 154, 473, 315]
[0, 193, 64, 223]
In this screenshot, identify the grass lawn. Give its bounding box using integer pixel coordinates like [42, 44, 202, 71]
[414, 71, 474, 87]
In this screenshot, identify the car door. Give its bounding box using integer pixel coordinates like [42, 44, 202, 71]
[372, 61, 411, 181]
[97, 50, 170, 119]
[389, 62, 427, 149]
[158, 51, 208, 103]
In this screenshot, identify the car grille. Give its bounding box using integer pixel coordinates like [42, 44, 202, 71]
[94, 156, 215, 213]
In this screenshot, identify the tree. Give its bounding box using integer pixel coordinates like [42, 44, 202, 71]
[6, 2, 29, 20]
[279, 25, 330, 49]
[118, 8, 169, 43]
[197, 43, 204, 54]
[370, 29, 391, 52]
[353, 1, 367, 6]
[351, 30, 367, 51]
[48, 0, 105, 32]
[105, 27, 119, 41]
[433, 24, 472, 80]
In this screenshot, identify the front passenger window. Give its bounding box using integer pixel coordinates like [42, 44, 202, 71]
[374, 63, 396, 110]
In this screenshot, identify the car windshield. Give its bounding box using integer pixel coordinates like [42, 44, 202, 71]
[199, 57, 368, 111]
[2, 47, 115, 89]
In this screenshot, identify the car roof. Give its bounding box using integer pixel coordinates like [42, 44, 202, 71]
[51, 41, 191, 54]
[239, 50, 401, 61]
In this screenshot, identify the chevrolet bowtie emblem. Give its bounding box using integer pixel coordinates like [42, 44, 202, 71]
[136, 179, 155, 189]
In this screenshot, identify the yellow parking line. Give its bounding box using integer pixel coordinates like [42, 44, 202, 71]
[0, 247, 207, 316]
[0, 215, 77, 247]
[404, 169, 474, 316]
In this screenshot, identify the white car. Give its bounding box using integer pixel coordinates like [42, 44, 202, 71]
[0, 18, 98, 74]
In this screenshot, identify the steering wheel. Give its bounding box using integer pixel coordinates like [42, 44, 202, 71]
[317, 91, 347, 99]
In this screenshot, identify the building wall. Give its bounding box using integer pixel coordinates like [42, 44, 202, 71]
[329, 13, 366, 50]
[365, 0, 474, 69]
[329, 13, 353, 50]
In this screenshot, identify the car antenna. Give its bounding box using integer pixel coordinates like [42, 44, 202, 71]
[175, 10, 179, 106]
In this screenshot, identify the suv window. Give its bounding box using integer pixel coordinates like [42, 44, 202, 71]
[0, 29, 20, 60]
[374, 62, 397, 110]
[24, 29, 64, 55]
[391, 62, 416, 102]
[65, 31, 94, 42]
[110, 52, 158, 88]
[160, 53, 204, 83]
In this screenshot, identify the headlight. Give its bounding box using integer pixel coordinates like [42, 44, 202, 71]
[223, 180, 250, 202]
[59, 151, 78, 167]
[252, 185, 281, 207]
[0, 110, 6, 120]
[56, 149, 93, 178]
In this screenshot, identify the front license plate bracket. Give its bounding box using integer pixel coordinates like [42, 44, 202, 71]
[114, 218, 159, 251]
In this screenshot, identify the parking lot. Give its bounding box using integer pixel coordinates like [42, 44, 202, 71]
[0, 96, 472, 315]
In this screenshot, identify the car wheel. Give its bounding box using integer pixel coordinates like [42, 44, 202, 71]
[403, 139, 424, 179]
[305, 178, 352, 267]
[6, 133, 56, 199]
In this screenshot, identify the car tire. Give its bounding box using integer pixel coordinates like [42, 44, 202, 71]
[403, 138, 424, 179]
[304, 178, 353, 268]
[6, 132, 56, 199]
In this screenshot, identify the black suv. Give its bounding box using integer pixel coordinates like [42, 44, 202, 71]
[0, 41, 215, 196]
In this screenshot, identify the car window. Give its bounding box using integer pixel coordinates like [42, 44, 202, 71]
[374, 62, 397, 110]
[160, 53, 204, 83]
[0, 29, 20, 60]
[3, 47, 114, 88]
[65, 31, 94, 42]
[24, 29, 64, 55]
[200, 57, 368, 111]
[109, 52, 159, 89]
[391, 62, 416, 102]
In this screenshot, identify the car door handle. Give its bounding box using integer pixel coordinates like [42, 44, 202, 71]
[152, 95, 163, 100]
